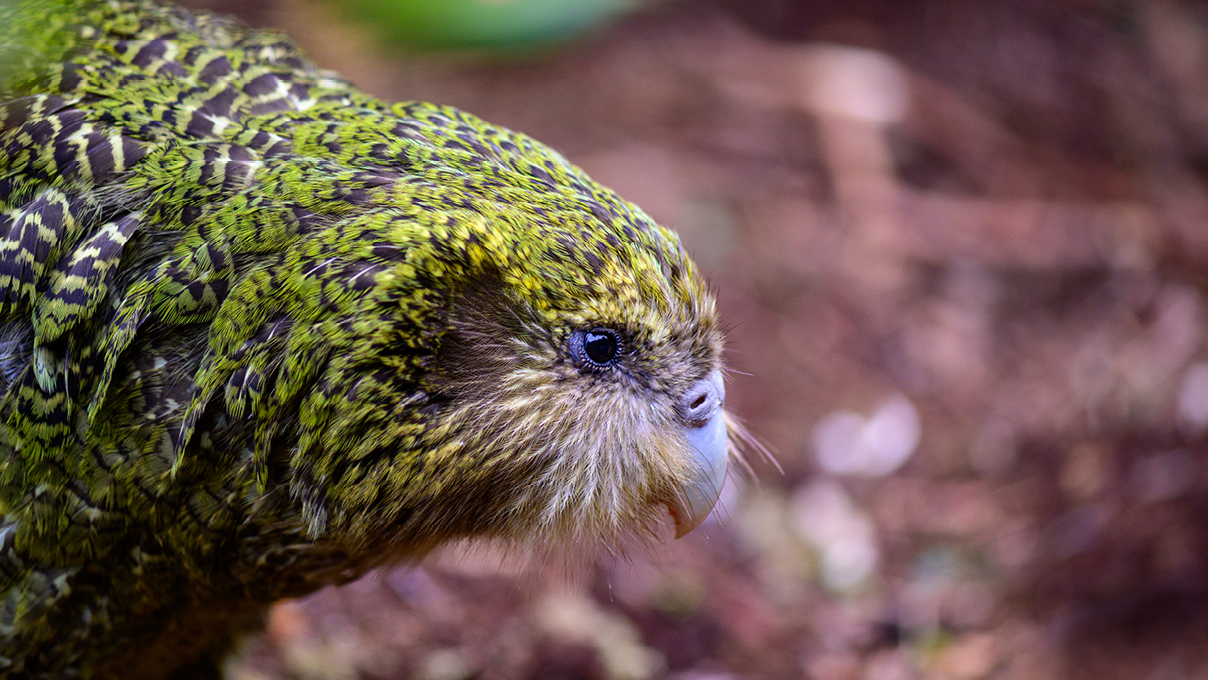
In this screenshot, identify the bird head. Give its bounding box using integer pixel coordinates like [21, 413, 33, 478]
[190, 102, 731, 561]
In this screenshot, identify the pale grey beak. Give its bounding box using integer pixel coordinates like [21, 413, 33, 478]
[671, 369, 728, 538]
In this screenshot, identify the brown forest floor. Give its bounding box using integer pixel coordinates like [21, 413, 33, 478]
[186, 1, 1208, 678]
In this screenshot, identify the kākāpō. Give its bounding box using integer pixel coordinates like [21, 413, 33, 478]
[0, 1, 738, 677]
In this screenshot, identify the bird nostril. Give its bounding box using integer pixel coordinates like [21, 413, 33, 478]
[681, 374, 722, 428]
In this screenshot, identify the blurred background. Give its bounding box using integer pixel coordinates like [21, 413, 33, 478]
[184, 0, 1208, 678]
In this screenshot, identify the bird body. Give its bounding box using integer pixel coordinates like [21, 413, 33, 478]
[0, 1, 730, 677]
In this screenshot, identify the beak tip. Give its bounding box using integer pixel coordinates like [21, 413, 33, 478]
[669, 502, 706, 539]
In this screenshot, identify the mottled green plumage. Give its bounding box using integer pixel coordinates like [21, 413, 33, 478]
[0, 1, 728, 678]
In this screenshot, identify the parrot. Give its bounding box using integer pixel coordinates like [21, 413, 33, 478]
[0, 0, 734, 678]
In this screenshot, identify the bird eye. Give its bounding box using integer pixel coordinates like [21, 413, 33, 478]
[572, 328, 623, 369]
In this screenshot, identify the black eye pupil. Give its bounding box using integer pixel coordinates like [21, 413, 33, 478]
[583, 329, 619, 366]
